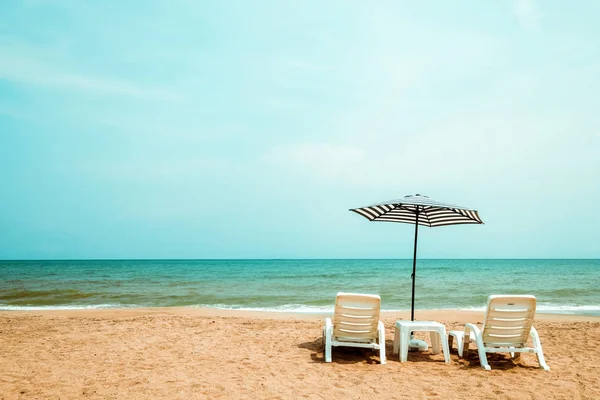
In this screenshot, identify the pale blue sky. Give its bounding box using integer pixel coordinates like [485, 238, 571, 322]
[1, 0, 599, 259]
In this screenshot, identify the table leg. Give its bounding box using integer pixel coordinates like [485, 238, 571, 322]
[440, 328, 450, 363]
[400, 328, 409, 362]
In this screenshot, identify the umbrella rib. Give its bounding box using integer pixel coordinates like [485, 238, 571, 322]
[395, 204, 415, 214]
[420, 207, 434, 227]
[395, 204, 418, 222]
[396, 204, 434, 227]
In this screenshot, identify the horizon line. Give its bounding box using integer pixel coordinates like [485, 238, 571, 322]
[1, 257, 599, 262]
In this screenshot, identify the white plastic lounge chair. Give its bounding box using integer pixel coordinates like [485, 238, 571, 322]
[448, 295, 549, 371]
[323, 292, 386, 364]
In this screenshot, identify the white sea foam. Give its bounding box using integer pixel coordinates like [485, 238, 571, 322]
[536, 304, 600, 314]
[414, 304, 600, 315]
[2, 303, 599, 315]
[188, 304, 335, 313]
[189, 303, 600, 316]
[458, 306, 487, 312]
[0, 304, 135, 311]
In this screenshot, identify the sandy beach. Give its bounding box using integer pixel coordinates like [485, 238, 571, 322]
[1, 309, 598, 399]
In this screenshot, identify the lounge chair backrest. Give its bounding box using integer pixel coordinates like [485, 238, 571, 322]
[482, 295, 536, 347]
[333, 292, 381, 343]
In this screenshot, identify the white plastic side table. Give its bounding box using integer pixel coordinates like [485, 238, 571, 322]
[393, 320, 450, 363]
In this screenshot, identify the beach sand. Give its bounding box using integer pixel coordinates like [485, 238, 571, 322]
[1, 309, 599, 399]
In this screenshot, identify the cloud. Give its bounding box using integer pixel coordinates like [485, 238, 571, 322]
[513, 0, 542, 31]
[83, 157, 232, 182]
[262, 143, 365, 180]
[259, 99, 590, 200]
[0, 106, 24, 119]
[0, 41, 177, 100]
[284, 60, 332, 72]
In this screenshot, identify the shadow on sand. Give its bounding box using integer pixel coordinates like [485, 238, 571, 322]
[297, 337, 384, 364]
[452, 347, 544, 371]
[299, 338, 541, 370]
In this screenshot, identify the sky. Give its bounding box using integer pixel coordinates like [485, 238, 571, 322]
[1, 0, 599, 259]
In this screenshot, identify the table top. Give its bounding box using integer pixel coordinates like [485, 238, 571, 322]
[395, 320, 445, 328]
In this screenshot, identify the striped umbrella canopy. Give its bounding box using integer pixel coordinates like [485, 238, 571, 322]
[350, 194, 483, 321]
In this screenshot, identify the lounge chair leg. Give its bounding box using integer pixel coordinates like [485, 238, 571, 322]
[430, 331, 440, 355]
[477, 349, 490, 370]
[448, 331, 464, 357]
[460, 331, 470, 358]
[324, 340, 332, 363]
[378, 321, 386, 364]
[323, 321, 333, 363]
[535, 351, 549, 371]
[474, 336, 490, 370]
[379, 347, 386, 364]
[530, 327, 550, 371]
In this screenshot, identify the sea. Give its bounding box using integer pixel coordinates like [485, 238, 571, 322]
[1, 259, 599, 315]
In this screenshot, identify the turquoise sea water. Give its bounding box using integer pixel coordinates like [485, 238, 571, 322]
[1, 259, 599, 315]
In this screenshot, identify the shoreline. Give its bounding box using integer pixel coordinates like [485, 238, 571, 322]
[2, 306, 599, 322]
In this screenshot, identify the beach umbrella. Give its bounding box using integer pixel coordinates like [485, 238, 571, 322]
[350, 194, 484, 321]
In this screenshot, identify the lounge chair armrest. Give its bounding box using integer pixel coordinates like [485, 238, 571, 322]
[325, 317, 333, 334]
[464, 323, 481, 336]
[529, 325, 550, 371]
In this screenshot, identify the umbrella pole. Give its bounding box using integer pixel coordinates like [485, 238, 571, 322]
[411, 207, 419, 321]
